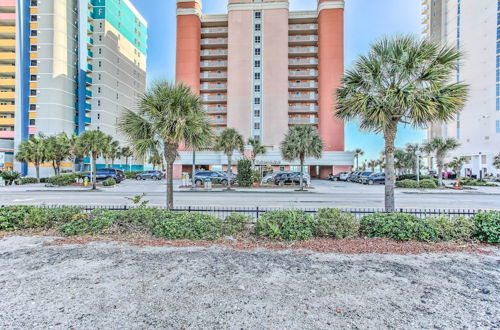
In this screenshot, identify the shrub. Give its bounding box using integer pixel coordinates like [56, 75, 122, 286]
[397, 174, 435, 181]
[0, 206, 33, 231]
[102, 178, 116, 186]
[315, 208, 359, 238]
[152, 212, 224, 240]
[425, 216, 475, 241]
[419, 179, 438, 189]
[255, 210, 316, 240]
[59, 214, 91, 236]
[396, 179, 419, 188]
[19, 177, 38, 185]
[459, 179, 497, 187]
[46, 173, 79, 186]
[0, 206, 82, 231]
[223, 213, 251, 235]
[0, 171, 21, 185]
[236, 159, 253, 187]
[125, 171, 143, 179]
[471, 211, 500, 244]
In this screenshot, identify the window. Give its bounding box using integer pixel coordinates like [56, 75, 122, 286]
[254, 123, 260, 129]
[98, 48, 102, 55]
[30, 104, 36, 110]
[30, 90, 36, 96]
[254, 85, 261, 92]
[254, 72, 261, 80]
[30, 15, 37, 22]
[255, 48, 261, 56]
[30, 75, 37, 81]
[99, 22, 103, 29]
[255, 36, 261, 43]
[30, 60, 37, 66]
[255, 24, 261, 31]
[254, 109, 261, 117]
[98, 73, 102, 80]
[30, 30, 37, 36]
[255, 12, 261, 19]
[254, 60, 261, 68]
[30, 45, 37, 51]
[29, 119, 35, 126]
[98, 61, 102, 67]
[497, 120, 500, 133]
[97, 100, 101, 106]
[97, 113, 100, 120]
[254, 97, 260, 105]
[97, 87, 101, 93]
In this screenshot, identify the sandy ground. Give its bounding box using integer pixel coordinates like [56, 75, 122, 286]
[0, 236, 499, 329]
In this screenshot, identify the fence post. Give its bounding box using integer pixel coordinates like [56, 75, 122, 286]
[188, 206, 191, 213]
[256, 207, 259, 220]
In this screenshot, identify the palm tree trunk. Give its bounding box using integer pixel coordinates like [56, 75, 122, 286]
[300, 155, 305, 191]
[164, 142, 178, 210]
[384, 123, 398, 212]
[92, 153, 97, 190]
[35, 165, 40, 183]
[52, 161, 57, 176]
[356, 156, 359, 170]
[191, 150, 196, 189]
[437, 156, 443, 186]
[227, 153, 232, 190]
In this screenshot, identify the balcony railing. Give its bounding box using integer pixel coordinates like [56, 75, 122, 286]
[288, 81, 318, 89]
[200, 60, 228, 68]
[289, 58, 318, 66]
[203, 106, 228, 114]
[289, 24, 318, 31]
[201, 38, 228, 45]
[289, 93, 318, 101]
[201, 83, 227, 91]
[201, 72, 228, 79]
[202, 94, 227, 102]
[209, 118, 228, 125]
[289, 70, 318, 77]
[289, 105, 319, 113]
[201, 49, 228, 57]
[289, 117, 318, 125]
[289, 47, 318, 54]
[289, 35, 318, 43]
[201, 27, 228, 34]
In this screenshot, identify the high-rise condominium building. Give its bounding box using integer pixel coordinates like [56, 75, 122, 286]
[0, 0, 16, 170]
[422, 0, 500, 176]
[13, 0, 147, 176]
[175, 0, 353, 179]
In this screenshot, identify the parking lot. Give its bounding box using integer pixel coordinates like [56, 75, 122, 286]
[1, 178, 500, 210]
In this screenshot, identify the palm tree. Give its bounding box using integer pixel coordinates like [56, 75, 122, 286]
[148, 152, 163, 170]
[119, 81, 212, 209]
[423, 137, 460, 186]
[77, 130, 110, 190]
[45, 133, 71, 175]
[494, 154, 500, 170]
[281, 125, 323, 191]
[120, 146, 134, 172]
[103, 138, 120, 168]
[214, 128, 244, 190]
[446, 156, 466, 177]
[15, 136, 47, 182]
[353, 148, 364, 170]
[68, 134, 86, 172]
[367, 160, 378, 172]
[247, 138, 266, 167]
[336, 35, 468, 210]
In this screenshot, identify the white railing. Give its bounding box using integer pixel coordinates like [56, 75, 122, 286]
[201, 49, 228, 57]
[289, 93, 318, 101]
[203, 106, 228, 113]
[200, 60, 228, 68]
[201, 38, 228, 45]
[202, 94, 227, 102]
[289, 47, 318, 54]
[201, 27, 228, 34]
[289, 70, 318, 77]
[289, 24, 318, 31]
[288, 81, 318, 88]
[201, 83, 227, 90]
[289, 58, 318, 66]
[201, 72, 228, 79]
[289, 105, 319, 113]
[289, 35, 318, 42]
[209, 118, 228, 125]
[289, 117, 319, 125]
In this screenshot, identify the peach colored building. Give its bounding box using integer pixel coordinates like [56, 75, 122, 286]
[175, 0, 353, 179]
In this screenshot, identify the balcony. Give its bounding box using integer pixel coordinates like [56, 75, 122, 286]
[289, 47, 318, 56]
[288, 81, 318, 89]
[202, 94, 227, 103]
[86, 76, 92, 85]
[200, 60, 227, 69]
[201, 27, 228, 36]
[0, 78, 15, 86]
[0, 104, 14, 112]
[0, 130, 14, 139]
[289, 69, 318, 78]
[289, 105, 318, 113]
[85, 103, 92, 110]
[289, 58, 318, 67]
[87, 37, 94, 45]
[289, 24, 318, 32]
[209, 117, 228, 125]
[0, 39, 15, 48]
[201, 38, 228, 47]
[201, 49, 228, 58]
[201, 71, 228, 81]
[0, 65, 15, 73]
[0, 52, 15, 60]
[201, 83, 227, 91]
[289, 35, 318, 44]
[288, 117, 318, 125]
[0, 26, 15, 35]
[87, 49, 93, 57]
[203, 105, 227, 114]
[289, 92, 318, 101]
[87, 63, 93, 71]
[0, 91, 15, 99]
[0, 117, 14, 125]
[85, 90, 92, 98]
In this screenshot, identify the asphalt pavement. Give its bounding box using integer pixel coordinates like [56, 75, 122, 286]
[1, 179, 499, 210]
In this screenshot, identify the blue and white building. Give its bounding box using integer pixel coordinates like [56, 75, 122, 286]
[15, 0, 147, 176]
[422, 0, 500, 176]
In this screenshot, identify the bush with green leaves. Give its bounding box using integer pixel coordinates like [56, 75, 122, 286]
[124, 171, 143, 179]
[236, 159, 253, 187]
[424, 216, 475, 241]
[151, 212, 224, 240]
[315, 208, 359, 238]
[255, 210, 316, 240]
[19, 177, 38, 185]
[471, 211, 500, 244]
[397, 174, 435, 181]
[459, 179, 497, 187]
[419, 179, 438, 189]
[0, 171, 21, 185]
[102, 178, 116, 186]
[46, 173, 79, 186]
[396, 179, 419, 188]
[0, 206, 81, 231]
[223, 213, 251, 235]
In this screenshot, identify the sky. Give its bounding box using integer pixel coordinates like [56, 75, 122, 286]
[130, 0, 426, 164]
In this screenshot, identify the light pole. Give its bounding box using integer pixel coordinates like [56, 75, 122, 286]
[415, 150, 422, 185]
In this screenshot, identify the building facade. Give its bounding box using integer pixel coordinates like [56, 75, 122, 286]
[422, 0, 500, 176]
[13, 0, 147, 176]
[175, 0, 353, 179]
[0, 0, 16, 170]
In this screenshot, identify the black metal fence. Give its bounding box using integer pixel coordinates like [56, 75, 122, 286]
[0, 204, 482, 220]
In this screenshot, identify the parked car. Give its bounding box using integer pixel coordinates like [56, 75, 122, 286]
[347, 172, 360, 182]
[135, 170, 164, 180]
[193, 171, 232, 186]
[81, 168, 125, 183]
[329, 171, 350, 181]
[274, 172, 310, 186]
[262, 172, 285, 184]
[356, 171, 373, 183]
[362, 172, 385, 185]
[339, 172, 351, 181]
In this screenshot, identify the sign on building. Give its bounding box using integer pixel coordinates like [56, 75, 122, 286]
[0, 152, 5, 168]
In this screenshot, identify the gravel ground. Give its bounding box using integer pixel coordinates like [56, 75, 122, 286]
[0, 236, 499, 329]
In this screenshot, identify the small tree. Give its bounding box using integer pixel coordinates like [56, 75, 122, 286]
[236, 159, 253, 187]
[281, 125, 323, 191]
[367, 160, 377, 172]
[423, 137, 460, 186]
[353, 148, 364, 170]
[247, 138, 266, 167]
[446, 156, 466, 177]
[494, 154, 500, 170]
[45, 133, 71, 175]
[77, 130, 110, 189]
[121, 146, 134, 171]
[215, 128, 244, 190]
[16, 136, 47, 182]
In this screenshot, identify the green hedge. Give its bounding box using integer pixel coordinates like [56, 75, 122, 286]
[46, 174, 80, 186]
[125, 171, 143, 179]
[396, 179, 438, 189]
[255, 210, 316, 240]
[471, 211, 500, 244]
[19, 177, 38, 185]
[102, 178, 116, 186]
[396, 179, 419, 188]
[315, 208, 359, 238]
[0, 206, 82, 231]
[459, 179, 498, 187]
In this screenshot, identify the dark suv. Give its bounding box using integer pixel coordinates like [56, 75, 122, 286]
[81, 168, 125, 183]
[135, 170, 164, 180]
[193, 171, 231, 186]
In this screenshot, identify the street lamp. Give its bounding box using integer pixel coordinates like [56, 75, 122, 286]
[415, 150, 422, 185]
